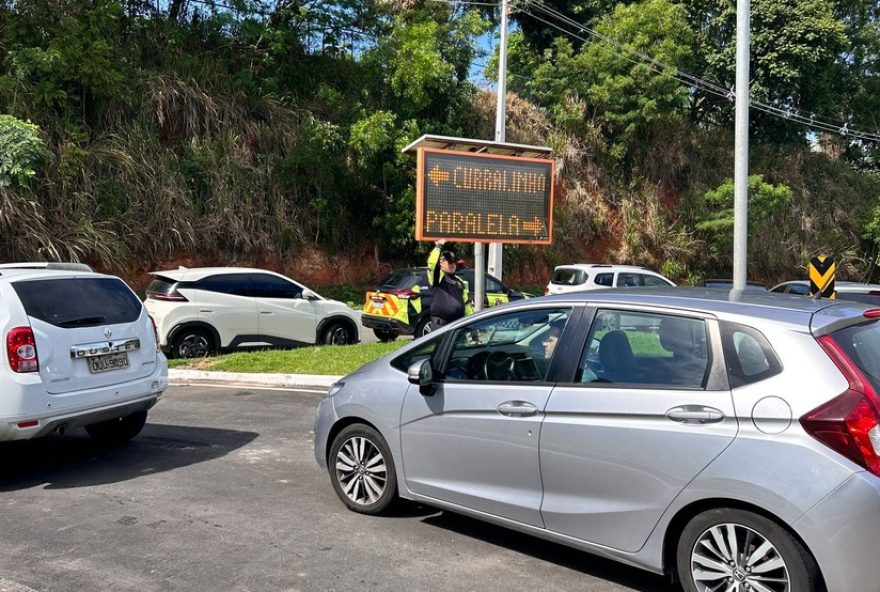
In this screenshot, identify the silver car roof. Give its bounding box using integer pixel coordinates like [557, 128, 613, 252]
[535, 287, 876, 335]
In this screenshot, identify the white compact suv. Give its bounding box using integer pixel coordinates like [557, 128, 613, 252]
[545, 264, 675, 295]
[145, 267, 361, 358]
[0, 263, 167, 443]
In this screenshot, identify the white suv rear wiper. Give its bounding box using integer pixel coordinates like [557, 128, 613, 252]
[57, 315, 107, 328]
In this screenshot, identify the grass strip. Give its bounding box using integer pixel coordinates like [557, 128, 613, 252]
[167, 341, 408, 375]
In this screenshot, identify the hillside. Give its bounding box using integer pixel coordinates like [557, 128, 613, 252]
[1, 0, 878, 291]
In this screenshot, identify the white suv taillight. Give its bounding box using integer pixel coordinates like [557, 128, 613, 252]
[6, 326, 39, 373]
[801, 335, 880, 477]
[149, 315, 160, 352]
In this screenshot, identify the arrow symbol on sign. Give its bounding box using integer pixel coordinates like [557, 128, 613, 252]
[428, 166, 450, 186]
[522, 218, 543, 234]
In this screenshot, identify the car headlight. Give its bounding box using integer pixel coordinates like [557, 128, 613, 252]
[328, 381, 345, 398]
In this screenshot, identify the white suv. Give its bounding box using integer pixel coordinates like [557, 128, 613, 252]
[145, 267, 361, 358]
[545, 264, 675, 295]
[0, 263, 167, 443]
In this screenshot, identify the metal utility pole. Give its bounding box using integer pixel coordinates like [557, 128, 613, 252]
[484, 0, 510, 299]
[732, 0, 750, 290]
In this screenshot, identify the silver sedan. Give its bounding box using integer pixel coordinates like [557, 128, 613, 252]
[315, 288, 880, 592]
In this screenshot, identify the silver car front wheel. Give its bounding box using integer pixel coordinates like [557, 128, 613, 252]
[677, 509, 821, 592]
[328, 424, 398, 515]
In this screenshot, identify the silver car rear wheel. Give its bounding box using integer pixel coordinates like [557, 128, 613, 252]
[691, 523, 788, 591]
[328, 424, 398, 515]
[677, 509, 821, 592]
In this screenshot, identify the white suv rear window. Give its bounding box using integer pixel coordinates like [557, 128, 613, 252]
[13, 277, 143, 327]
[552, 269, 587, 286]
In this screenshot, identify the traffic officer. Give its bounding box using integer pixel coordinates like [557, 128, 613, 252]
[427, 240, 470, 331]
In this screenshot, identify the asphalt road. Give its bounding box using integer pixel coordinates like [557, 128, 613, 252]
[0, 385, 674, 592]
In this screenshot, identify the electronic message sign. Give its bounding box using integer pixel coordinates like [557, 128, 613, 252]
[415, 148, 554, 244]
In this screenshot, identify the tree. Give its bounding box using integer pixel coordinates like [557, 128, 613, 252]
[689, 0, 848, 142]
[0, 115, 50, 187]
[695, 175, 793, 271]
[506, 0, 693, 165]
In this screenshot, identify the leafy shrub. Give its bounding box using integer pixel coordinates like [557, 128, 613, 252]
[0, 115, 50, 187]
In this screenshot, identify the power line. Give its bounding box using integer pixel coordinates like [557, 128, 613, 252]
[519, 0, 880, 142]
[186, 0, 271, 16]
[425, 0, 502, 6]
[523, 0, 880, 142]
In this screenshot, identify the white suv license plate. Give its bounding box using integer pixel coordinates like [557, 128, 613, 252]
[88, 352, 129, 374]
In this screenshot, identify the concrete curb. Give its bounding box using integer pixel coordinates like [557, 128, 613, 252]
[169, 369, 342, 389]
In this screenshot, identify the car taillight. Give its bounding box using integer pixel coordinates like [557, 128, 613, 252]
[391, 289, 418, 300]
[148, 291, 188, 302]
[6, 327, 39, 373]
[801, 335, 880, 476]
[149, 315, 160, 352]
[544, 286, 550, 295]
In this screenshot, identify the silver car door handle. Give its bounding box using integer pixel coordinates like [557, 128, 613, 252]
[667, 405, 725, 424]
[260, 311, 273, 314]
[199, 309, 213, 313]
[497, 401, 538, 417]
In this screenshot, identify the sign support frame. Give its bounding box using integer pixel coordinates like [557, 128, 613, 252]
[403, 134, 553, 315]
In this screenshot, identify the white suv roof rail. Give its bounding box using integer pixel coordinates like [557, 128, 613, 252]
[556, 263, 650, 270]
[0, 262, 94, 272]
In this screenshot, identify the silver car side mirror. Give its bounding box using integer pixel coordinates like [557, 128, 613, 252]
[407, 359, 435, 396]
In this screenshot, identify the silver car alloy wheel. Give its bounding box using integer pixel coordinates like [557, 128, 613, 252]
[691, 523, 790, 592]
[335, 436, 387, 505]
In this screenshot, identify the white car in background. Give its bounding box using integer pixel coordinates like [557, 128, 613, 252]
[0, 263, 167, 443]
[145, 267, 361, 358]
[545, 264, 675, 295]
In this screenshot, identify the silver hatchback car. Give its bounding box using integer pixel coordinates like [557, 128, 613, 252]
[314, 288, 880, 592]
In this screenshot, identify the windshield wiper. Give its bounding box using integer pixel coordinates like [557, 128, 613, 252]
[57, 315, 107, 328]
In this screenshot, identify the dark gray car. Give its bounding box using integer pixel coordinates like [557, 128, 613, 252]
[315, 288, 880, 592]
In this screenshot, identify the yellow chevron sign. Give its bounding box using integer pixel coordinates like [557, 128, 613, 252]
[808, 256, 836, 298]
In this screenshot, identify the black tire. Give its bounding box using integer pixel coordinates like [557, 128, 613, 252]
[85, 410, 148, 446]
[372, 328, 398, 343]
[322, 322, 354, 345]
[415, 317, 433, 338]
[676, 508, 821, 592]
[171, 327, 215, 359]
[328, 423, 398, 515]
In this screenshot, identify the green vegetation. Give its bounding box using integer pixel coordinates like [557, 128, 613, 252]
[168, 341, 408, 374]
[0, 114, 50, 187]
[0, 0, 878, 287]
